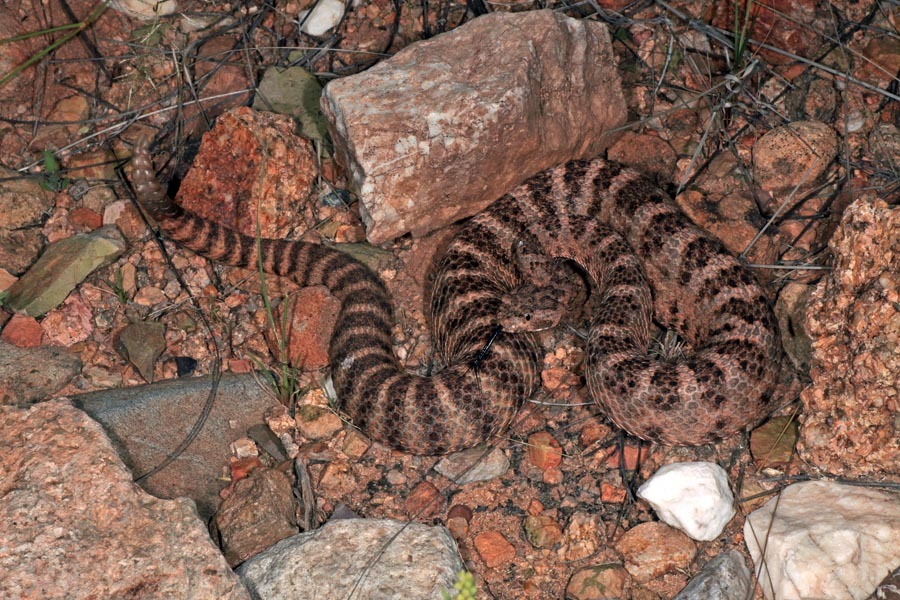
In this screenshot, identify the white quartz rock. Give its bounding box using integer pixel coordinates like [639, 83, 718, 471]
[637, 462, 735, 541]
[744, 480, 900, 600]
[297, 0, 345, 36]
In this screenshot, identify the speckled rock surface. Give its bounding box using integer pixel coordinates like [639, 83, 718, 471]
[168, 106, 317, 239]
[321, 9, 626, 244]
[0, 400, 249, 600]
[237, 518, 463, 599]
[798, 198, 899, 477]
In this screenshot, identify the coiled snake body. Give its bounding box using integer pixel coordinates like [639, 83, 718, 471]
[132, 138, 782, 454]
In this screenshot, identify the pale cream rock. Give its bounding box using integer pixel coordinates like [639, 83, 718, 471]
[744, 481, 900, 600]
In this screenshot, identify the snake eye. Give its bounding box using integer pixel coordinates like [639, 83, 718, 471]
[524, 313, 532, 321]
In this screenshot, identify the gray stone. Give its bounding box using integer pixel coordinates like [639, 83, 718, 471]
[253, 63, 329, 144]
[673, 550, 752, 600]
[0, 166, 55, 275]
[0, 400, 249, 599]
[72, 372, 279, 518]
[321, 9, 626, 244]
[0, 340, 81, 405]
[3, 225, 126, 316]
[237, 518, 463, 599]
[434, 446, 510, 485]
[116, 320, 167, 382]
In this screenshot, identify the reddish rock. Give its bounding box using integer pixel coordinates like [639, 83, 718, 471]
[68, 206, 103, 231]
[446, 504, 473, 540]
[180, 36, 253, 137]
[798, 198, 899, 476]
[102, 199, 147, 241]
[600, 482, 627, 503]
[267, 286, 341, 370]
[0, 400, 248, 599]
[616, 522, 696, 583]
[322, 10, 626, 243]
[752, 121, 838, 193]
[1, 314, 43, 347]
[579, 419, 611, 448]
[211, 467, 299, 567]
[227, 358, 254, 373]
[173, 107, 317, 239]
[857, 36, 900, 88]
[405, 481, 444, 518]
[607, 132, 677, 181]
[474, 531, 516, 568]
[527, 431, 563, 470]
[604, 444, 648, 471]
[40, 292, 93, 347]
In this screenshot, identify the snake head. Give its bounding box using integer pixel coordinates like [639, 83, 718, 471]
[497, 283, 568, 332]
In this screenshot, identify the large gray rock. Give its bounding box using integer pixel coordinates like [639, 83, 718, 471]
[0, 400, 249, 600]
[72, 372, 279, 518]
[322, 9, 626, 244]
[237, 518, 464, 599]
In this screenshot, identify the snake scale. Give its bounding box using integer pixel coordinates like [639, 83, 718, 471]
[131, 137, 783, 454]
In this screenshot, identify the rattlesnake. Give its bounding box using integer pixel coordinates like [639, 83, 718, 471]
[131, 137, 783, 454]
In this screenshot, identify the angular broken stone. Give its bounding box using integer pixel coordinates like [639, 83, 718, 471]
[322, 9, 626, 244]
[211, 467, 299, 567]
[116, 320, 167, 382]
[3, 225, 126, 316]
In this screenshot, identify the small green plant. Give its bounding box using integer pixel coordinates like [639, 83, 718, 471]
[102, 267, 130, 304]
[39, 149, 70, 192]
[442, 570, 477, 600]
[732, 0, 760, 69]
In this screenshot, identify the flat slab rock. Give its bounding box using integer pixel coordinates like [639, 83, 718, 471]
[237, 518, 463, 599]
[322, 9, 626, 244]
[0, 400, 249, 599]
[72, 372, 279, 519]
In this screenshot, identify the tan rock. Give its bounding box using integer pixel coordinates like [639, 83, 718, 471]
[527, 431, 563, 470]
[322, 9, 626, 243]
[616, 522, 696, 583]
[798, 198, 899, 476]
[752, 121, 838, 192]
[0, 400, 248, 599]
